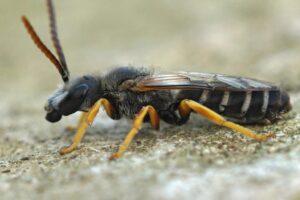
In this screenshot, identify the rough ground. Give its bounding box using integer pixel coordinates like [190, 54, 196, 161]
[1, 1, 300, 200]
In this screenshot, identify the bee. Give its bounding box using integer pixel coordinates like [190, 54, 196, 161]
[22, 0, 292, 160]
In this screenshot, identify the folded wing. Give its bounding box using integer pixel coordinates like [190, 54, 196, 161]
[131, 72, 277, 92]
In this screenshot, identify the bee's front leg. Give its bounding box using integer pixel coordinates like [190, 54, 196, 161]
[59, 98, 114, 155]
[59, 112, 89, 155]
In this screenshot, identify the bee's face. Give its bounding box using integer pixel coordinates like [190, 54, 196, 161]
[44, 76, 100, 122]
[44, 84, 89, 122]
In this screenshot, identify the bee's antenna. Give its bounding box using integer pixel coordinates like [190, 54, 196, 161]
[21, 16, 69, 82]
[47, 0, 69, 81]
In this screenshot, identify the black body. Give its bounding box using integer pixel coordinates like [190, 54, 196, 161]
[22, 1, 293, 160]
[22, 1, 292, 127]
[45, 67, 291, 125]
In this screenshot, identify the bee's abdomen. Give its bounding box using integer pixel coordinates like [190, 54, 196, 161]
[186, 88, 291, 124]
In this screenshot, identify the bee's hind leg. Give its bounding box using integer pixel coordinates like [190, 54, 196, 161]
[109, 105, 159, 160]
[60, 98, 114, 155]
[178, 99, 275, 140]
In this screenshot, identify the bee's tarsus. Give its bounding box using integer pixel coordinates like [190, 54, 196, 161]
[59, 112, 89, 155]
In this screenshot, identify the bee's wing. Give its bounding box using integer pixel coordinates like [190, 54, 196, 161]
[131, 72, 277, 92]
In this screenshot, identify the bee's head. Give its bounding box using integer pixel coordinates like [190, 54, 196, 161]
[45, 76, 101, 122]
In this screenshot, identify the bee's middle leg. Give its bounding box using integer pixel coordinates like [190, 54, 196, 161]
[109, 105, 159, 160]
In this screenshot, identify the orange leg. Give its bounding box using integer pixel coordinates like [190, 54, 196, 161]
[59, 98, 114, 155]
[179, 99, 275, 140]
[109, 105, 159, 160]
[86, 98, 114, 125]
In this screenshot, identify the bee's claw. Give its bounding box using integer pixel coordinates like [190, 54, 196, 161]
[59, 141, 81, 155]
[108, 153, 119, 161]
[60, 145, 75, 155]
[266, 133, 276, 139]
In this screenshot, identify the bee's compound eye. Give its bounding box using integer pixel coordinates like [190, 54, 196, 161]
[70, 84, 89, 99]
[59, 84, 89, 115]
[46, 110, 62, 123]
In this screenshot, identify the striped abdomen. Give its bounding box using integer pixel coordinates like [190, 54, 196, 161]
[177, 88, 291, 124]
